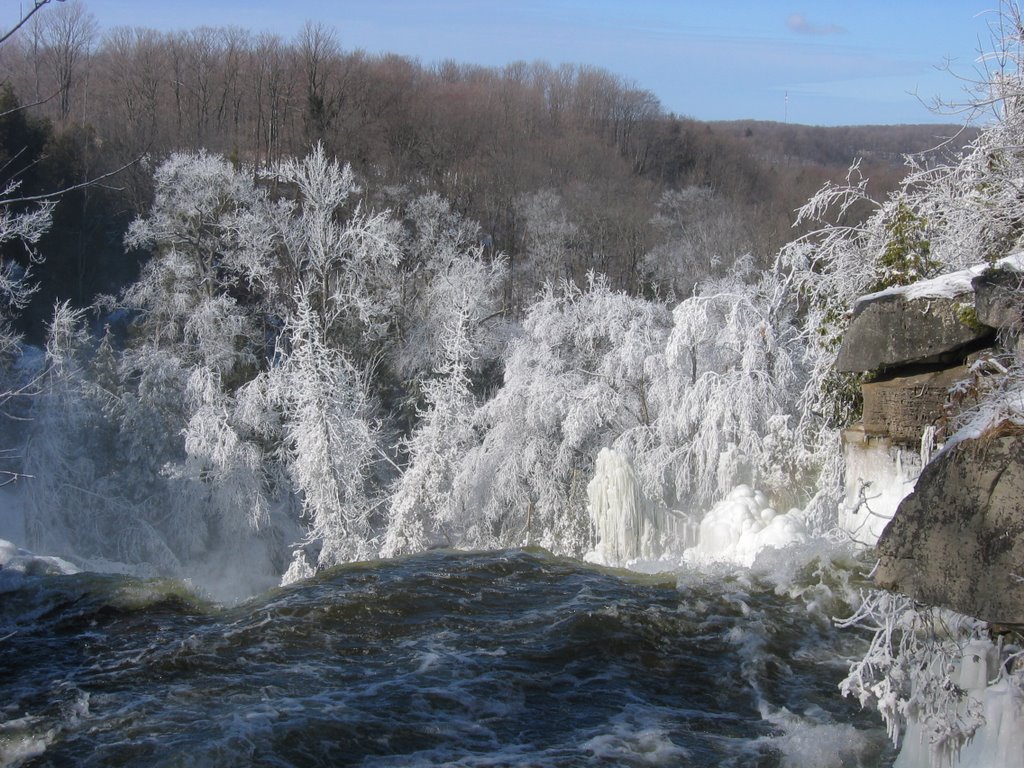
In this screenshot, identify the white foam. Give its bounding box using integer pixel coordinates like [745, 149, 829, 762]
[759, 707, 887, 768]
[683, 486, 808, 568]
[581, 708, 692, 765]
[0, 715, 55, 766]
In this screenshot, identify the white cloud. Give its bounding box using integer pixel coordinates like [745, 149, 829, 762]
[786, 12, 846, 36]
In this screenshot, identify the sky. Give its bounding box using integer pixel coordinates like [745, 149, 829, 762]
[13, 1, 1003, 126]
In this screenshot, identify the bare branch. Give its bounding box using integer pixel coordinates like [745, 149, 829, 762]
[0, 0, 60, 48]
[2, 154, 143, 204]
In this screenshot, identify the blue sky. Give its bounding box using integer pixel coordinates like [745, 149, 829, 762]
[22, 1, 1001, 125]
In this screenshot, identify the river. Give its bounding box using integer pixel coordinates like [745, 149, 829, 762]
[0, 547, 892, 767]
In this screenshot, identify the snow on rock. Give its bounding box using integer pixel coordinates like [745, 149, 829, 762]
[683, 485, 808, 568]
[854, 252, 1024, 308]
[837, 253, 1024, 374]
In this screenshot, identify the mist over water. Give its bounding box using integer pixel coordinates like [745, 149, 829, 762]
[1, 548, 892, 767]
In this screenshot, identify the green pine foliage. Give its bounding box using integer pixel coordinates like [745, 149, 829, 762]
[870, 201, 938, 292]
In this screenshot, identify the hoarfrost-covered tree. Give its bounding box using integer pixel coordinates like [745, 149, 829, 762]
[0, 144, 55, 485]
[377, 191, 507, 558]
[125, 151, 265, 295]
[453, 275, 671, 555]
[170, 365, 270, 542]
[119, 152, 271, 551]
[642, 187, 754, 300]
[645, 262, 808, 513]
[11, 139, 519, 582]
[0, 191, 52, 362]
[771, 30, 1024, 525]
[268, 292, 379, 570]
[390, 191, 507, 384]
[515, 189, 580, 299]
[381, 302, 479, 557]
[24, 305, 184, 571]
[273, 143, 404, 359]
[19, 151, 277, 572]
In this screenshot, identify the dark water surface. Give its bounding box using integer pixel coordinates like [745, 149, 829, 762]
[0, 548, 893, 767]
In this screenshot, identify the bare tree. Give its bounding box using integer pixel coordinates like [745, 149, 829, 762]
[297, 22, 341, 147]
[0, 0, 61, 49]
[38, 0, 96, 121]
[98, 26, 167, 153]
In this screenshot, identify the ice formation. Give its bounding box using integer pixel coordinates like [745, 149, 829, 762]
[839, 436, 923, 547]
[0, 538, 78, 576]
[894, 638, 1024, 768]
[584, 448, 697, 568]
[585, 451, 808, 570]
[683, 485, 808, 567]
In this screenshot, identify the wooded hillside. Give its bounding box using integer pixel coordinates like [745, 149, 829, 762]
[0, 1, 974, 338]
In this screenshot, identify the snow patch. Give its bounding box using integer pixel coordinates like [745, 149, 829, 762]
[0, 538, 79, 577]
[853, 252, 1024, 309]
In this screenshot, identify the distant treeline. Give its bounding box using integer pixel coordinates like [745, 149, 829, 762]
[0, 0, 975, 338]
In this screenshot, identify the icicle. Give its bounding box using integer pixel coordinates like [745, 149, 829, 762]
[920, 425, 937, 468]
[584, 448, 663, 567]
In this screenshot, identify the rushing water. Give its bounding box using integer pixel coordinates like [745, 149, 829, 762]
[1, 548, 893, 767]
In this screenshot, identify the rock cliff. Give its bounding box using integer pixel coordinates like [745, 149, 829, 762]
[837, 255, 1024, 626]
[836, 292, 991, 374]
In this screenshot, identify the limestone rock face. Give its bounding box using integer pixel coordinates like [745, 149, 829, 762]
[860, 365, 968, 445]
[874, 435, 1024, 626]
[836, 292, 992, 373]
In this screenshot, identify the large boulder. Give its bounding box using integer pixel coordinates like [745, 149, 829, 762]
[973, 265, 1023, 330]
[837, 255, 1024, 373]
[836, 290, 991, 373]
[874, 434, 1024, 626]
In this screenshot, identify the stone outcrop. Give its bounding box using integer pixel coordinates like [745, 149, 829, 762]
[874, 435, 1024, 626]
[837, 258, 1024, 455]
[836, 292, 992, 373]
